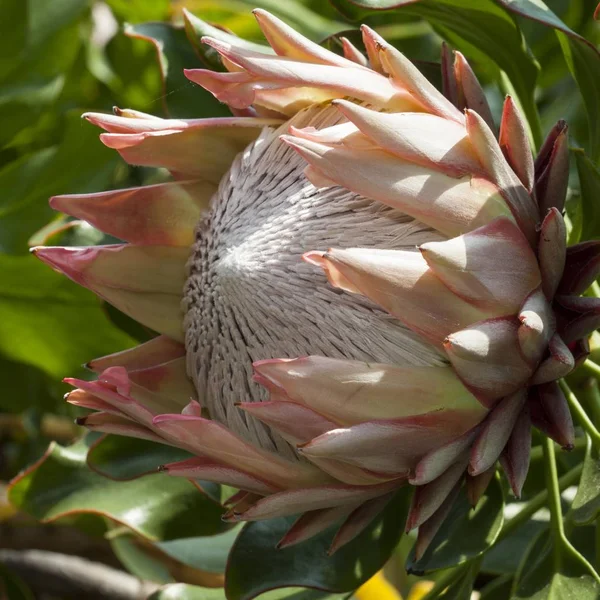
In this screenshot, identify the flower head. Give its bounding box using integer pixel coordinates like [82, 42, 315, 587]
[34, 10, 596, 558]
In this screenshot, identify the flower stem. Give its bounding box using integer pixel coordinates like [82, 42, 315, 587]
[498, 463, 583, 542]
[421, 564, 468, 600]
[584, 360, 600, 379]
[542, 436, 564, 571]
[559, 379, 600, 449]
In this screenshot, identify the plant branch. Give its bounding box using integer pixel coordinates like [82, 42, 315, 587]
[0, 549, 159, 600]
[559, 379, 600, 449]
[542, 436, 564, 570]
[498, 463, 583, 542]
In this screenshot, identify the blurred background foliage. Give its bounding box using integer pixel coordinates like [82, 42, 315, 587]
[0, 0, 599, 599]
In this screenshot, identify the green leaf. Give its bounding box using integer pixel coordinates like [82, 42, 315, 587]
[0, 111, 119, 255]
[87, 435, 194, 481]
[406, 476, 505, 573]
[225, 488, 410, 600]
[8, 437, 229, 541]
[513, 529, 600, 599]
[0, 254, 134, 378]
[557, 33, 600, 163]
[105, 0, 170, 22]
[330, 0, 540, 144]
[480, 574, 513, 600]
[183, 9, 273, 72]
[573, 148, 600, 241]
[156, 527, 242, 574]
[482, 519, 546, 575]
[572, 436, 600, 525]
[125, 22, 230, 118]
[0, 0, 88, 80]
[234, 0, 345, 38]
[111, 535, 174, 584]
[436, 562, 479, 599]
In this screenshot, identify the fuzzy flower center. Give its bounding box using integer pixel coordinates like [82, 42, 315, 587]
[182, 104, 443, 455]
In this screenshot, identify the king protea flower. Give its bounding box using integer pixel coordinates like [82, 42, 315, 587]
[33, 9, 594, 558]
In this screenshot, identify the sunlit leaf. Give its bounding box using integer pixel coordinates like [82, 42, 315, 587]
[572, 436, 600, 525]
[0, 112, 119, 255]
[8, 436, 228, 540]
[125, 22, 230, 118]
[513, 529, 600, 599]
[406, 477, 505, 573]
[156, 527, 242, 575]
[574, 148, 600, 241]
[86, 435, 194, 481]
[0, 254, 134, 378]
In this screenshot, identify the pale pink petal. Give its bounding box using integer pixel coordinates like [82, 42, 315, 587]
[529, 381, 575, 450]
[518, 289, 556, 364]
[299, 412, 475, 476]
[238, 401, 338, 445]
[152, 414, 330, 489]
[50, 180, 215, 247]
[420, 217, 540, 312]
[499, 96, 534, 192]
[194, 38, 419, 113]
[453, 51, 495, 132]
[87, 336, 185, 373]
[96, 117, 280, 181]
[469, 390, 527, 476]
[331, 100, 481, 176]
[232, 481, 400, 521]
[304, 248, 493, 346]
[160, 456, 280, 495]
[340, 37, 368, 66]
[559, 241, 600, 296]
[499, 410, 531, 498]
[77, 412, 165, 443]
[65, 389, 126, 417]
[32, 245, 185, 341]
[64, 373, 155, 426]
[127, 358, 196, 409]
[306, 457, 398, 487]
[32, 245, 188, 295]
[535, 121, 569, 213]
[277, 505, 356, 549]
[538, 208, 567, 300]
[360, 25, 384, 73]
[444, 318, 533, 403]
[531, 334, 575, 385]
[414, 481, 462, 560]
[406, 455, 469, 531]
[282, 135, 514, 238]
[253, 357, 486, 426]
[556, 295, 600, 344]
[410, 426, 479, 485]
[329, 492, 395, 554]
[253, 9, 362, 68]
[466, 466, 496, 507]
[362, 26, 463, 123]
[465, 109, 538, 244]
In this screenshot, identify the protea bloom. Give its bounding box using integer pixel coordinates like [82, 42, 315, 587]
[33, 10, 595, 558]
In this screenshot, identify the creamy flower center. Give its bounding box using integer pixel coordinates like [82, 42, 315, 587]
[183, 104, 443, 456]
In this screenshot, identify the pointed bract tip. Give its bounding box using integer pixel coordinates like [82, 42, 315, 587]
[157, 464, 167, 472]
[562, 443, 575, 452]
[75, 416, 87, 426]
[302, 250, 327, 267]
